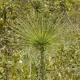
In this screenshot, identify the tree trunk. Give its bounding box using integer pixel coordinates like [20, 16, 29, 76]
[40, 46, 45, 80]
[3, 7, 6, 23]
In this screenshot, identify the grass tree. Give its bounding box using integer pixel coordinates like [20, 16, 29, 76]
[8, 13, 66, 80]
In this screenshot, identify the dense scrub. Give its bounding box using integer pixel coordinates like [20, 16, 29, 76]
[0, 0, 80, 80]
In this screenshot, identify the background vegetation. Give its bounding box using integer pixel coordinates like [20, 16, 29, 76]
[0, 0, 80, 80]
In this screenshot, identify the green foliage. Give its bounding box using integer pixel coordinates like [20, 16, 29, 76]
[8, 13, 65, 50]
[45, 42, 80, 80]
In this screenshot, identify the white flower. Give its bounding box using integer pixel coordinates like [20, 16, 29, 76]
[1, 18, 3, 20]
[58, 72, 61, 77]
[19, 60, 22, 63]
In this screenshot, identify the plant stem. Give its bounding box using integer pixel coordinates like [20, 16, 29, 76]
[30, 60, 31, 80]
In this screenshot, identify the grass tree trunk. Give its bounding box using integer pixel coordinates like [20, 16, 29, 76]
[40, 46, 45, 80]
